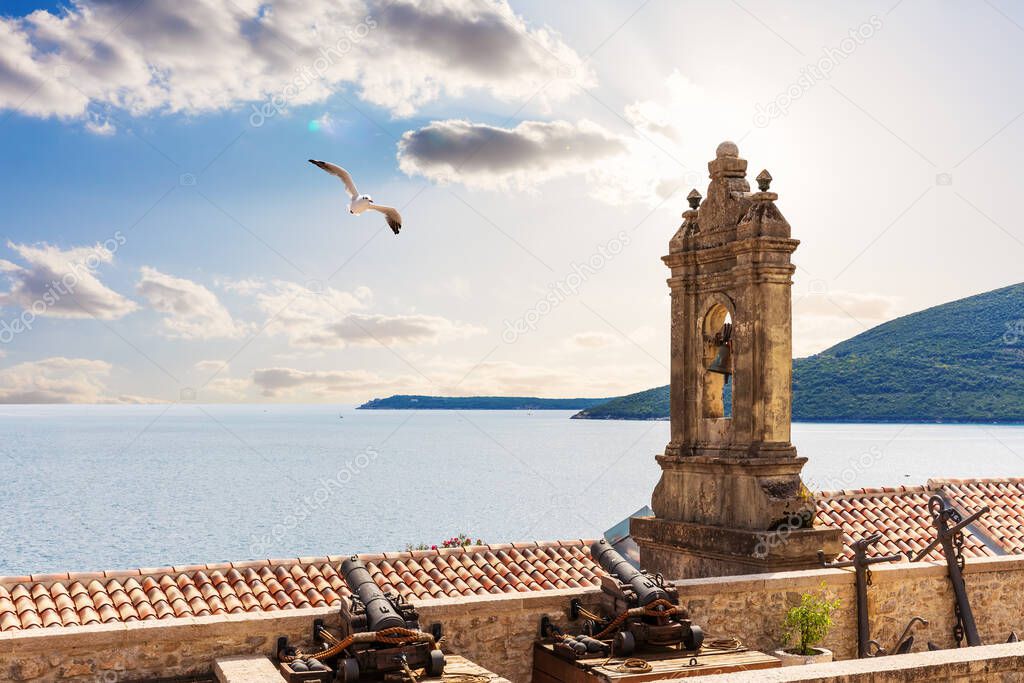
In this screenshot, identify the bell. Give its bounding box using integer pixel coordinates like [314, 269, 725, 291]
[707, 323, 733, 383]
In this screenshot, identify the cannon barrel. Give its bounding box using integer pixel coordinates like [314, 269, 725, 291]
[590, 540, 669, 606]
[341, 555, 406, 631]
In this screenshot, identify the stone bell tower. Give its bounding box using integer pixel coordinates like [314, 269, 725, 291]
[631, 141, 841, 579]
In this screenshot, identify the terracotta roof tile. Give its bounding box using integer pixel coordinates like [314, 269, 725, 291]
[816, 484, 997, 562]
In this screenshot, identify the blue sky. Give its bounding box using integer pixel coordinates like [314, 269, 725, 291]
[0, 0, 1022, 403]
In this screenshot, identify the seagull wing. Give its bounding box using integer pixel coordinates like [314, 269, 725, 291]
[308, 159, 358, 199]
[367, 204, 403, 235]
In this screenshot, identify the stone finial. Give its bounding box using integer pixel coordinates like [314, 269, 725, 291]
[756, 169, 772, 192]
[687, 189, 702, 210]
[716, 141, 739, 159]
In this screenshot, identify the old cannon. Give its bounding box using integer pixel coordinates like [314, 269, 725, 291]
[573, 540, 705, 656]
[276, 556, 444, 682]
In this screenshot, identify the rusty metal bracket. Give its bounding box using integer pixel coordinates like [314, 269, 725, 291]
[819, 532, 903, 658]
[909, 495, 988, 647]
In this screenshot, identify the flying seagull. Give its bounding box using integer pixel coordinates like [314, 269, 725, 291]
[308, 159, 402, 235]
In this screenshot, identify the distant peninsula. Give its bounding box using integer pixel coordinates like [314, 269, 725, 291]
[357, 395, 611, 410]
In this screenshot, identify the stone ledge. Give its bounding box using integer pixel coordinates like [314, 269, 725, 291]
[675, 567, 845, 596]
[413, 586, 602, 613]
[0, 605, 339, 650]
[682, 641, 1024, 682]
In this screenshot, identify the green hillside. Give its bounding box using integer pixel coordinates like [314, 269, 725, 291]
[573, 283, 1024, 422]
[568, 385, 671, 420]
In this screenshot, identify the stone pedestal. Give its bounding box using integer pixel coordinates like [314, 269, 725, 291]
[635, 142, 842, 578]
[632, 516, 841, 579]
[635, 453, 841, 578]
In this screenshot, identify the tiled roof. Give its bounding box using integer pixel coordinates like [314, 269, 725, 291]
[815, 484, 996, 562]
[3, 477, 1024, 633]
[0, 540, 600, 633]
[931, 478, 1024, 555]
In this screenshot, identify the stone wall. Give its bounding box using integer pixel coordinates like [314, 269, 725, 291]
[674, 554, 1024, 661]
[3, 556, 1024, 682]
[687, 641, 1024, 682]
[416, 587, 605, 683]
[0, 606, 341, 682]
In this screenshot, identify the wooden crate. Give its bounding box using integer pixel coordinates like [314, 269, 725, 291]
[531, 642, 780, 682]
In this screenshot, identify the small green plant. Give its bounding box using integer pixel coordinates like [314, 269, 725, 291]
[782, 585, 840, 656]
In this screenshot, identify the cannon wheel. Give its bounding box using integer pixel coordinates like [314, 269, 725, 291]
[615, 631, 636, 656]
[426, 650, 446, 676]
[339, 658, 360, 682]
[684, 624, 705, 651]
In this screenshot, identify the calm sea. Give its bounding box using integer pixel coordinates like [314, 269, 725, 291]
[1, 404, 1023, 575]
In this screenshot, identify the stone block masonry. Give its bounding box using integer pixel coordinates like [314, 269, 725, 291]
[0, 606, 342, 681]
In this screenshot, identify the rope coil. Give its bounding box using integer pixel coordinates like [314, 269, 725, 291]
[591, 598, 682, 640]
[280, 626, 438, 662]
[613, 657, 652, 673]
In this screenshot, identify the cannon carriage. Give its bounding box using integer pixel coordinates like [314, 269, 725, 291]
[541, 540, 705, 661]
[276, 556, 445, 682]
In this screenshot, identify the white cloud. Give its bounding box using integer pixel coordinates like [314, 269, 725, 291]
[253, 367, 404, 398]
[240, 278, 481, 348]
[0, 1, 593, 124]
[328, 312, 485, 346]
[794, 289, 902, 356]
[0, 241, 137, 319]
[112, 394, 165, 404]
[563, 331, 621, 350]
[136, 267, 248, 339]
[447, 360, 610, 396]
[622, 71, 701, 142]
[203, 376, 251, 400]
[398, 119, 628, 190]
[0, 357, 111, 403]
[244, 278, 372, 347]
[84, 114, 115, 136]
[218, 277, 265, 296]
[195, 359, 229, 374]
[795, 289, 900, 321]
